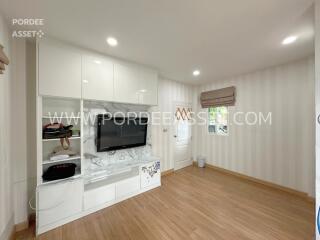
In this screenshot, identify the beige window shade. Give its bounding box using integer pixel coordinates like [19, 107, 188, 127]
[0, 44, 9, 65]
[200, 86, 236, 108]
[0, 44, 9, 75]
[0, 62, 5, 70]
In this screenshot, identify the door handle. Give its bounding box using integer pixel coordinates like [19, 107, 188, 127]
[174, 135, 177, 138]
[318, 114, 320, 124]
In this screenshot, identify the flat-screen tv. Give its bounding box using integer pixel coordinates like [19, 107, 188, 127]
[96, 114, 148, 152]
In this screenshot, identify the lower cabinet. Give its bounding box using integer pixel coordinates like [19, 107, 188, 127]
[140, 161, 161, 189]
[84, 184, 115, 210]
[36, 162, 161, 235]
[37, 179, 83, 228]
[115, 176, 140, 199]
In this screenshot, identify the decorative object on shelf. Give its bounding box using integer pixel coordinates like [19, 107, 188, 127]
[49, 145, 78, 161]
[43, 123, 74, 139]
[0, 44, 9, 75]
[43, 123, 75, 149]
[42, 163, 77, 181]
[141, 161, 160, 178]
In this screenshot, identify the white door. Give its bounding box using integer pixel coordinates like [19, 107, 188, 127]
[173, 104, 193, 170]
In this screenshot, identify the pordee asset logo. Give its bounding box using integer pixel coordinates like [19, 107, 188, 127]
[11, 18, 45, 38]
[12, 30, 44, 38]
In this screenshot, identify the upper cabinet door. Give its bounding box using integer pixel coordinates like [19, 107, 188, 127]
[38, 40, 82, 98]
[114, 62, 141, 104]
[82, 55, 114, 101]
[114, 62, 158, 105]
[138, 69, 158, 105]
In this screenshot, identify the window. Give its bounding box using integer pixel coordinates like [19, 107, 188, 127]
[208, 106, 228, 135]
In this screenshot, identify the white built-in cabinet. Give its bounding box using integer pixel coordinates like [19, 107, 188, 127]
[37, 179, 83, 229]
[38, 40, 82, 98]
[36, 38, 160, 235]
[115, 176, 140, 199]
[83, 183, 115, 211]
[114, 62, 158, 105]
[82, 54, 114, 101]
[37, 39, 158, 105]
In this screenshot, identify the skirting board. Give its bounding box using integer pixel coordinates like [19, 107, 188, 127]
[161, 169, 174, 177]
[15, 220, 29, 232]
[193, 162, 315, 203]
[13, 213, 34, 235]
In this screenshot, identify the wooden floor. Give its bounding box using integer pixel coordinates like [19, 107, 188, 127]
[16, 166, 314, 240]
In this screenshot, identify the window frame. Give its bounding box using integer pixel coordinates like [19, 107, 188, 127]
[207, 106, 229, 136]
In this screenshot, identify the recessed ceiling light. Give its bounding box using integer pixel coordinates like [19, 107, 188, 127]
[193, 70, 200, 76]
[106, 37, 118, 47]
[94, 60, 101, 64]
[282, 36, 297, 45]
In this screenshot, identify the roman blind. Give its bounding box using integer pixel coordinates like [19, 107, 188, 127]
[200, 86, 236, 108]
[0, 44, 9, 74]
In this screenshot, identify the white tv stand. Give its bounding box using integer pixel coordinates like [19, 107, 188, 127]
[36, 157, 161, 235]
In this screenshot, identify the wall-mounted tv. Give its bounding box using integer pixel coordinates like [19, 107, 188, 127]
[96, 114, 148, 152]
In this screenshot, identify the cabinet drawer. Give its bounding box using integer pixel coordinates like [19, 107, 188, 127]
[115, 176, 140, 199]
[84, 184, 115, 210]
[37, 179, 83, 227]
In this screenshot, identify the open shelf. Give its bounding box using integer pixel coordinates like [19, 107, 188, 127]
[42, 136, 81, 142]
[38, 97, 83, 187]
[43, 155, 81, 165]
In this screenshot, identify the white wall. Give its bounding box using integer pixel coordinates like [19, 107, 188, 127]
[194, 57, 315, 197]
[315, 0, 320, 238]
[0, 13, 14, 240]
[10, 39, 37, 223]
[151, 78, 194, 171]
[11, 39, 28, 225]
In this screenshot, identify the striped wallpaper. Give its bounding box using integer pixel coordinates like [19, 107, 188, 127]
[151, 78, 194, 171]
[193, 57, 315, 196]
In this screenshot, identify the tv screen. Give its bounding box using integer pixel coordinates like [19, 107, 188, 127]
[96, 114, 148, 152]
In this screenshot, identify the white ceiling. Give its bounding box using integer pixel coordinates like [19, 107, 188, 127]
[0, 0, 315, 85]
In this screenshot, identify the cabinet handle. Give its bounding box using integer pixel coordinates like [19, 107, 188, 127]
[318, 114, 320, 125]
